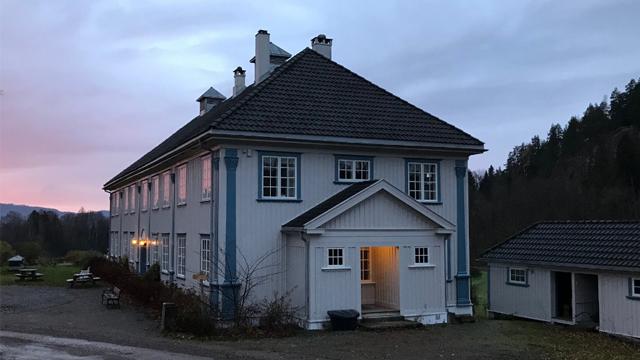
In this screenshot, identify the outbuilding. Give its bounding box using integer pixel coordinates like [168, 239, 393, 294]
[480, 220, 640, 339]
[7, 255, 24, 271]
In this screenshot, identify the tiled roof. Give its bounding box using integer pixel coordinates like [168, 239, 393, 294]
[283, 180, 378, 228]
[480, 220, 640, 271]
[105, 48, 483, 189]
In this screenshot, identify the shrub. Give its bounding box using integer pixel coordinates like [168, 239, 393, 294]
[142, 263, 160, 282]
[0, 241, 15, 263]
[258, 291, 300, 336]
[16, 241, 42, 264]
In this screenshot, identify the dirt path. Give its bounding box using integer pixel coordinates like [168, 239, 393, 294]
[1, 285, 638, 360]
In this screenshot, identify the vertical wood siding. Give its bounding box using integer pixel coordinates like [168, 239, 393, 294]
[488, 264, 552, 321]
[371, 246, 400, 308]
[598, 273, 640, 338]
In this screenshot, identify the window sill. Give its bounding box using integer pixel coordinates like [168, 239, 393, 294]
[152, 207, 159, 211]
[361, 280, 376, 285]
[321, 266, 351, 272]
[141, 209, 147, 213]
[334, 180, 371, 185]
[161, 270, 169, 275]
[200, 199, 211, 203]
[626, 296, 640, 301]
[409, 264, 436, 269]
[256, 198, 302, 203]
[177, 202, 187, 207]
[417, 201, 443, 205]
[176, 274, 185, 280]
[506, 281, 529, 287]
[162, 205, 171, 209]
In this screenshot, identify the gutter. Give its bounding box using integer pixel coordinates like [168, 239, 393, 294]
[480, 258, 640, 274]
[104, 129, 215, 190]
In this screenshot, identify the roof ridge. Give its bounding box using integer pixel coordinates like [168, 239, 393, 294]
[298, 49, 485, 146]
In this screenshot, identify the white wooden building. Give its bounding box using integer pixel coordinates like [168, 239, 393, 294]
[104, 30, 485, 329]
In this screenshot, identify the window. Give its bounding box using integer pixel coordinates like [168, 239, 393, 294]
[360, 247, 370, 281]
[202, 155, 212, 201]
[327, 248, 344, 267]
[129, 185, 136, 213]
[177, 234, 186, 278]
[152, 176, 160, 209]
[177, 164, 187, 205]
[124, 187, 129, 213]
[407, 161, 438, 202]
[632, 278, 640, 297]
[111, 194, 119, 216]
[162, 171, 171, 207]
[161, 233, 170, 272]
[129, 232, 135, 261]
[260, 154, 298, 199]
[141, 180, 148, 211]
[509, 268, 527, 285]
[414, 247, 429, 264]
[337, 158, 371, 182]
[201, 235, 211, 278]
[151, 233, 159, 264]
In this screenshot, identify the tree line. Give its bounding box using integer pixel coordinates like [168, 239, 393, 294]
[0, 209, 109, 263]
[469, 78, 640, 264]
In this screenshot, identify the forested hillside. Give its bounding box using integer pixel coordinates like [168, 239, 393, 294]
[470, 78, 640, 263]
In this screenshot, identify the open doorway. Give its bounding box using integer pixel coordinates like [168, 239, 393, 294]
[360, 246, 399, 314]
[553, 271, 573, 320]
[574, 274, 599, 325]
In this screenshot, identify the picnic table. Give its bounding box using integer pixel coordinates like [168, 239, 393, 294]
[66, 268, 101, 288]
[15, 268, 43, 281]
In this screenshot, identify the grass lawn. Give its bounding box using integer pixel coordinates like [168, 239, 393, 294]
[0, 265, 81, 287]
[471, 269, 488, 317]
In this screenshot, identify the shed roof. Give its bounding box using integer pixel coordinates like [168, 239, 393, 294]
[479, 220, 640, 272]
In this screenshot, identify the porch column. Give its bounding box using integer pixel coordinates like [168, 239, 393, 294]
[455, 160, 471, 307]
[221, 148, 240, 318]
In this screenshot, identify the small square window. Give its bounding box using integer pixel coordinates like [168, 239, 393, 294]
[509, 268, 527, 285]
[414, 247, 429, 264]
[328, 248, 344, 267]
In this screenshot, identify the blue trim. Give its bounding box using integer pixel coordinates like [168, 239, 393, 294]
[257, 151, 302, 201]
[455, 159, 471, 306]
[404, 158, 441, 203]
[333, 154, 374, 184]
[222, 148, 239, 318]
[446, 235, 452, 282]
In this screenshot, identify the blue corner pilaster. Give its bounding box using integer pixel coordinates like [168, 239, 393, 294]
[222, 149, 240, 318]
[455, 160, 471, 307]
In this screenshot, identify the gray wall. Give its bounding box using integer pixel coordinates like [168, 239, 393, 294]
[488, 263, 552, 321]
[599, 272, 640, 338]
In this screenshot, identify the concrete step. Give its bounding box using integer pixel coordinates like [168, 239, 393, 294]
[359, 320, 421, 330]
[361, 311, 403, 323]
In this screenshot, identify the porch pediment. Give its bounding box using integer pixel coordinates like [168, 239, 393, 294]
[282, 180, 454, 233]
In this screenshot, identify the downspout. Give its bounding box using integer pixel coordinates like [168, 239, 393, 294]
[170, 172, 176, 283]
[302, 232, 310, 325]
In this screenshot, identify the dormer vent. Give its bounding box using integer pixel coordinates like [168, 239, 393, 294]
[196, 87, 226, 115]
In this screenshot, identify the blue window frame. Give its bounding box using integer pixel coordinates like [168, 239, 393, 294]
[404, 159, 441, 203]
[334, 155, 374, 184]
[257, 151, 302, 202]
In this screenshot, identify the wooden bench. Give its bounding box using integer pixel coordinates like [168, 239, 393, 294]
[101, 287, 121, 308]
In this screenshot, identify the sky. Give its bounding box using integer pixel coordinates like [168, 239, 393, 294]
[1, 0, 639, 212]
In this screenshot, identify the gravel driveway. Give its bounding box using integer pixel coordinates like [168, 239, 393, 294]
[1, 286, 638, 360]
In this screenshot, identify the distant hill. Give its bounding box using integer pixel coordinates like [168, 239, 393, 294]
[0, 203, 108, 219]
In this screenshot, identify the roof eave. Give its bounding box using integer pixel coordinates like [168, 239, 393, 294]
[479, 258, 640, 274]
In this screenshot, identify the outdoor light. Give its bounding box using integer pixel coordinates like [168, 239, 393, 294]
[131, 239, 138, 245]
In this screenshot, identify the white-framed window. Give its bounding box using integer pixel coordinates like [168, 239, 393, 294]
[141, 180, 148, 211]
[177, 234, 186, 278]
[177, 164, 187, 205]
[407, 161, 438, 202]
[261, 155, 297, 199]
[337, 158, 371, 182]
[112, 194, 119, 216]
[161, 233, 170, 271]
[129, 185, 136, 213]
[632, 278, 640, 297]
[162, 171, 171, 207]
[414, 247, 429, 264]
[201, 155, 212, 201]
[123, 187, 129, 213]
[509, 268, 527, 285]
[152, 176, 160, 209]
[129, 232, 135, 261]
[151, 233, 159, 264]
[360, 247, 370, 281]
[327, 248, 344, 267]
[201, 234, 211, 278]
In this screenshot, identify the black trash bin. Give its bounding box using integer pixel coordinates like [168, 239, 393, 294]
[327, 309, 360, 330]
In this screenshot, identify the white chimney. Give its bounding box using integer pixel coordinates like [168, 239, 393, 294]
[311, 34, 332, 59]
[233, 66, 246, 97]
[254, 29, 270, 83]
